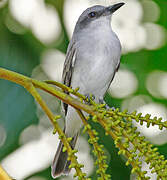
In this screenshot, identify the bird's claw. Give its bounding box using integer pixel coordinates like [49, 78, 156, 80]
[98, 98, 114, 110]
[84, 94, 95, 104]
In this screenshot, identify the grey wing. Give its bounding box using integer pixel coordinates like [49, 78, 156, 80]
[62, 41, 76, 115]
[115, 61, 120, 72]
[107, 61, 120, 91]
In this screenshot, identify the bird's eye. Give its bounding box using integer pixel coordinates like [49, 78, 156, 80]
[88, 12, 96, 18]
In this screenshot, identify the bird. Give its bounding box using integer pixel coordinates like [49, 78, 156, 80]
[51, 2, 124, 178]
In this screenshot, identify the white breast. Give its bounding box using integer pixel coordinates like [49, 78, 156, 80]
[72, 17, 121, 99]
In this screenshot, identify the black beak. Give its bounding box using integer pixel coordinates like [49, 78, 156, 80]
[107, 2, 125, 14]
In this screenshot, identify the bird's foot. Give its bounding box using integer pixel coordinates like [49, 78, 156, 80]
[98, 98, 115, 110]
[84, 93, 95, 105]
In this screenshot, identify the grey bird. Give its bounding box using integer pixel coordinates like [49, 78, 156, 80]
[51, 2, 124, 178]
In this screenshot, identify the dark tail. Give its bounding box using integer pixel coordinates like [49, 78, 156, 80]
[51, 133, 78, 178]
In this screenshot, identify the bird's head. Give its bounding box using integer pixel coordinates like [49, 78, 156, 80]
[74, 2, 125, 32]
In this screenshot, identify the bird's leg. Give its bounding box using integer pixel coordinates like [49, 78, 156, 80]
[99, 98, 110, 110]
[98, 98, 115, 110]
[84, 93, 95, 105]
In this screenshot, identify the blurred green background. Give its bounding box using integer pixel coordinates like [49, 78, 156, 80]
[0, 0, 167, 179]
